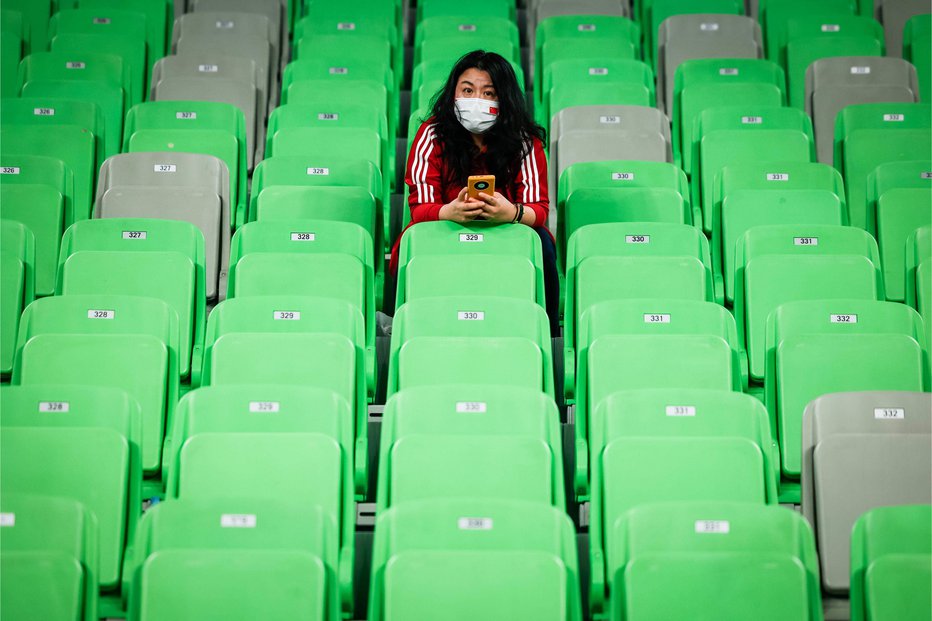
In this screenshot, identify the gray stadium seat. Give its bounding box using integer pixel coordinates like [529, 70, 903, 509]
[875, 0, 931, 59]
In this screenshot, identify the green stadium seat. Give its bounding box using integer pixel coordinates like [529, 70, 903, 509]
[0, 185, 57, 303]
[0, 21, 21, 99]
[395, 221, 545, 310]
[123, 101, 248, 226]
[673, 58, 785, 172]
[761, 0, 856, 63]
[369, 499, 582, 621]
[905, 225, 932, 330]
[3, 0, 52, 52]
[416, 15, 519, 67]
[767, 301, 927, 485]
[0, 221, 34, 377]
[0, 382, 143, 591]
[543, 59, 654, 131]
[125, 498, 343, 620]
[735, 224, 883, 381]
[564, 222, 717, 362]
[715, 161, 847, 305]
[1, 125, 95, 225]
[94, 151, 231, 302]
[79, 0, 170, 68]
[904, 14, 931, 101]
[12, 295, 178, 476]
[557, 160, 691, 266]
[806, 56, 919, 164]
[800, 391, 931, 593]
[833, 102, 932, 231]
[0, 494, 99, 621]
[1, 98, 106, 173]
[572, 300, 746, 498]
[417, 0, 515, 23]
[293, 9, 398, 72]
[657, 14, 763, 115]
[866, 160, 932, 301]
[227, 219, 375, 346]
[601, 501, 821, 619]
[388, 296, 553, 398]
[411, 58, 526, 114]
[875, 0, 929, 60]
[50, 31, 144, 113]
[58, 218, 206, 380]
[851, 504, 932, 621]
[693, 106, 815, 233]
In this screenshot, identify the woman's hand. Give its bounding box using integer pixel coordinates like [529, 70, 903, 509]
[477, 191, 518, 223]
[439, 187, 486, 223]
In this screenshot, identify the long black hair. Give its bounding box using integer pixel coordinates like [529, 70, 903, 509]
[427, 50, 545, 195]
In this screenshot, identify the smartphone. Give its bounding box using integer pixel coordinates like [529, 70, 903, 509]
[467, 175, 495, 200]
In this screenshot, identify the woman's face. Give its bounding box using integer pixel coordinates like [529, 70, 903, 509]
[455, 68, 497, 101]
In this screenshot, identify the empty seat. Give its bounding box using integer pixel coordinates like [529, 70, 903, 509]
[807, 56, 919, 164]
[875, 0, 930, 59]
[369, 498, 582, 621]
[850, 504, 932, 621]
[734, 224, 883, 380]
[905, 225, 932, 331]
[0, 221, 34, 377]
[714, 161, 848, 305]
[0, 494, 99, 621]
[2, 0, 51, 51]
[0, 153, 75, 242]
[1, 97, 106, 172]
[903, 13, 931, 100]
[125, 497, 343, 620]
[761, 0, 857, 63]
[57, 218, 206, 379]
[79, 0, 170, 74]
[599, 501, 821, 619]
[648, 0, 745, 71]
[767, 301, 927, 487]
[801, 391, 931, 593]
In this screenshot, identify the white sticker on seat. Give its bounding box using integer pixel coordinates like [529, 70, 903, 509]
[88, 310, 115, 319]
[695, 520, 729, 533]
[922, 172, 932, 179]
[39, 402, 70, 412]
[578, 24, 597, 31]
[318, 113, 339, 120]
[719, 68, 739, 76]
[337, 22, 356, 30]
[176, 111, 197, 119]
[458, 24, 477, 31]
[66, 61, 86, 69]
[154, 164, 176, 173]
[123, 231, 147, 240]
[456, 401, 487, 413]
[612, 172, 635, 180]
[1, 167, 21, 175]
[850, 66, 871, 74]
[0, 514, 14, 527]
[644, 313, 671, 323]
[458, 517, 493, 530]
[274, 311, 301, 321]
[883, 114, 904, 122]
[329, 67, 348, 75]
[794, 237, 818, 246]
[33, 108, 55, 116]
[290, 232, 315, 241]
[742, 116, 763, 124]
[221, 514, 256, 528]
[666, 405, 696, 417]
[767, 173, 789, 181]
[874, 407, 905, 419]
[92, 17, 111, 25]
[216, 20, 235, 29]
[459, 233, 483, 242]
[198, 64, 219, 73]
[821, 24, 841, 32]
[625, 235, 650, 244]
[457, 311, 484, 321]
[700, 22, 720, 31]
[600, 115, 621, 124]
[249, 401, 280, 413]
[830, 314, 858, 324]
[589, 67, 608, 75]
[306, 167, 330, 175]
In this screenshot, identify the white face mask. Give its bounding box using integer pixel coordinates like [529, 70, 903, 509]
[454, 97, 499, 134]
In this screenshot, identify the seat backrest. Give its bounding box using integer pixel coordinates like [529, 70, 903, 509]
[801, 390, 932, 593]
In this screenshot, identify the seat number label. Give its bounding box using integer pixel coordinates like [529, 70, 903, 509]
[221, 514, 256, 528]
[921, 172, 932, 179]
[883, 114, 904, 122]
[458, 517, 493, 530]
[176, 111, 196, 119]
[458, 24, 477, 31]
[198, 64, 219, 73]
[457, 311, 484, 321]
[830, 314, 858, 324]
[318, 113, 339, 120]
[644, 313, 671, 323]
[337, 22, 356, 30]
[39, 401, 70, 412]
[612, 172, 635, 180]
[66, 62, 86, 69]
[695, 520, 729, 533]
[0, 514, 14, 527]
[249, 401, 280, 413]
[719, 68, 739, 76]
[154, 164, 176, 173]
[92, 17, 111, 24]
[600, 116, 621, 124]
[794, 237, 818, 246]
[625, 235, 650, 244]
[666, 405, 696, 417]
[329, 67, 348, 75]
[1, 167, 20, 174]
[88, 309, 115, 319]
[700, 23, 720, 31]
[33, 108, 55, 116]
[216, 20, 235, 29]
[274, 311, 300, 321]
[821, 24, 840, 32]
[291, 232, 316, 241]
[851, 66, 871, 74]
[578, 24, 597, 31]
[767, 173, 789, 181]
[307, 167, 330, 175]
[456, 401, 487, 413]
[459, 233, 483, 242]
[874, 407, 904, 419]
[123, 231, 147, 239]
[589, 67, 608, 75]
[742, 116, 763, 124]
